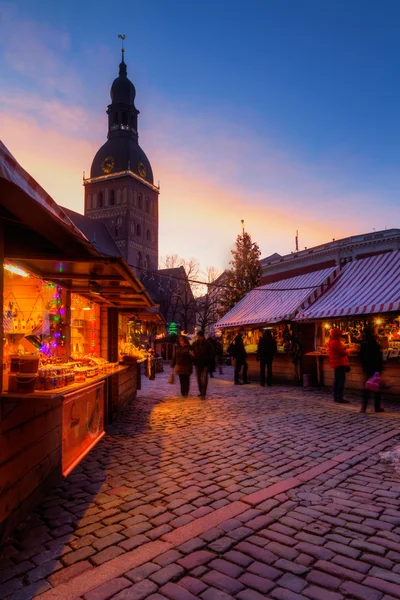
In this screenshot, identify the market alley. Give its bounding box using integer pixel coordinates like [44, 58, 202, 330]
[1, 369, 400, 600]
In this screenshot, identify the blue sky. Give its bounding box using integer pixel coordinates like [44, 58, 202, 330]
[0, 0, 399, 270]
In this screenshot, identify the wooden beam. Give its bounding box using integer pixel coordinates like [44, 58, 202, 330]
[32, 274, 124, 281]
[0, 220, 3, 394]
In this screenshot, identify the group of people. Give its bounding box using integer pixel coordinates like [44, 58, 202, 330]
[171, 324, 385, 411]
[328, 325, 384, 412]
[171, 331, 215, 399]
[171, 327, 279, 398]
[228, 327, 278, 386]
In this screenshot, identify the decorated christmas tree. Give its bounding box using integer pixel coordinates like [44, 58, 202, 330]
[220, 228, 262, 314]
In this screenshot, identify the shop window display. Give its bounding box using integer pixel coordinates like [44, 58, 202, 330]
[317, 316, 400, 361]
[224, 324, 294, 355]
[2, 263, 118, 394]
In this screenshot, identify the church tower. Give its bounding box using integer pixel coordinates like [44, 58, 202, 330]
[84, 45, 159, 275]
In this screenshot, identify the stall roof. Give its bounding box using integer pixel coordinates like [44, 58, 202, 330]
[8, 255, 155, 310]
[0, 141, 89, 242]
[215, 267, 340, 329]
[0, 139, 160, 314]
[295, 251, 400, 320]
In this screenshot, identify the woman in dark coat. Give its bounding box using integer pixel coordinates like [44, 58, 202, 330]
[360, 325, 384, 413]
[171, 335, 193, 397]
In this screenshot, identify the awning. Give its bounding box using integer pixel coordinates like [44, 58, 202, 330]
[295, 251, 400, 320]
[8, 255, 155, 311]
[215, 266, 340, 329]
[0, 140, 97, 258]
[0, 141, 84, 236]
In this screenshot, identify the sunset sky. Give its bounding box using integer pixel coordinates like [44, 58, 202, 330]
[1, 0, 400, 272]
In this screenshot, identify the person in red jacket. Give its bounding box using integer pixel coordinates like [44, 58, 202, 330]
[328, 328, 349, 404]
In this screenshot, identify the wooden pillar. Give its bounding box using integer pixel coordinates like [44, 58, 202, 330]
[0, 221, 4, 394]
[107, 308, 119, 362]
[100, 307, 108, 360]
[64, 290, 71, 358]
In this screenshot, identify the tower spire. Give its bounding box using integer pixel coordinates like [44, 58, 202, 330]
[118, 33, 126, 62]
[118, 34, 127, 76]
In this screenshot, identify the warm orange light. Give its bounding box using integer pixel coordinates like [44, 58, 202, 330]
[375, 318, 382, 325]
[324, 323, 331, 329]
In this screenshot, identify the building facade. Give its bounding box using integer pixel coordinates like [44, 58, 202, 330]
[261, 229, 400, 284]
[83, 51, 159, 276]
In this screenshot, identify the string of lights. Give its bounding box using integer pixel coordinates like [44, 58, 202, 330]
[128, 262, 322, 292]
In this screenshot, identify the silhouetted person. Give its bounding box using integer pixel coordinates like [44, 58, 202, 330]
[234, 327, 250, 385]
[257, 329, 277, 386]
[360, 325, 384, 413]
[171, 335, 193, 397]
[208, 336, 217, 378]
[328, 328, 349, 404]
[191, 330, 215, 398]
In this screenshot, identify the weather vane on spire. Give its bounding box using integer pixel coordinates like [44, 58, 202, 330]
[118, 34, 126, 57]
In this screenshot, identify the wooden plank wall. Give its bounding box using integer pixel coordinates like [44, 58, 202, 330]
[247, 354, 299, 384]
[109, 366, 138, 421]
[0, 396, 63, 542]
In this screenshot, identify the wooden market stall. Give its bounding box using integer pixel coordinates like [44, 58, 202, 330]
[215, 267, 340, 384]
[0, 140, 156, 541]
[295, 251, 400, 397]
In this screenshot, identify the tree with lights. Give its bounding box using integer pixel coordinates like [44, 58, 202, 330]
[220, 224, 262, 315]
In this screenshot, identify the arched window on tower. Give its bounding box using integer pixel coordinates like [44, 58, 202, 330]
[146, 229, 151, 242]
[109, 190, 115, 206]
[146, 197, 150, 213]
[146, 255, 151, 271]
[138, 194, 143, 209]
[131, 222, 135, 235]
[117, 216, 123, 226]
[136, 224, 141, 237]
[98, 192, 103, 208]
[138, 251, 143, 270]
[113, 112, 119, 126]
[121, 112, 128, 127]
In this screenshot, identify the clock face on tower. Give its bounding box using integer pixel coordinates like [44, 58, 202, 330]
[137, 161, 147, 179]
[101, 156, 115, 174]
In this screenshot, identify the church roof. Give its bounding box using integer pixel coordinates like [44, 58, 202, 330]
[62, 207, 123, 258]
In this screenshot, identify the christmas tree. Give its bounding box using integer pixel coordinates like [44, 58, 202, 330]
[220, 228, 262, 314]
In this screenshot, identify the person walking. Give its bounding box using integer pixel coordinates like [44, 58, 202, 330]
[171, 335, 193, 397]
[214, 336, 224, 375]
[360, 325, 384, 413]
[191, 330, 215, 398]
[257, 329, 277, 386]
[208, 336, 217, 378]
[328, 328, 349, 404]
[234, 327, 250, 385]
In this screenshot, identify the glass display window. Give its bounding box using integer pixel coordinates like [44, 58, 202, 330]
[318, 315, 400, 358]
[2, 263, 68, 391]
[3, 263, 67, 356]
[70, 294, 100, 358]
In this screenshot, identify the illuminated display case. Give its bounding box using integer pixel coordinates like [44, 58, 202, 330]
[224, 324, 294, 355]
[118, 314, 148, 362]
[317, 316, 400, 359]
[2, 264, 115, 393]
[71, 293, 101, 357]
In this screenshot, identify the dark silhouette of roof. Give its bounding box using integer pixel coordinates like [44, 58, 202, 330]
[62, 207, 122, 257]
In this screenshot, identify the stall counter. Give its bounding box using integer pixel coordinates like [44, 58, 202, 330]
[0, 365, 136, 542]
[246, 352, 300, 384]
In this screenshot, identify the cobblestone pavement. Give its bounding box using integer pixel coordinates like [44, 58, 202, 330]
[1, 367, 400, 600]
